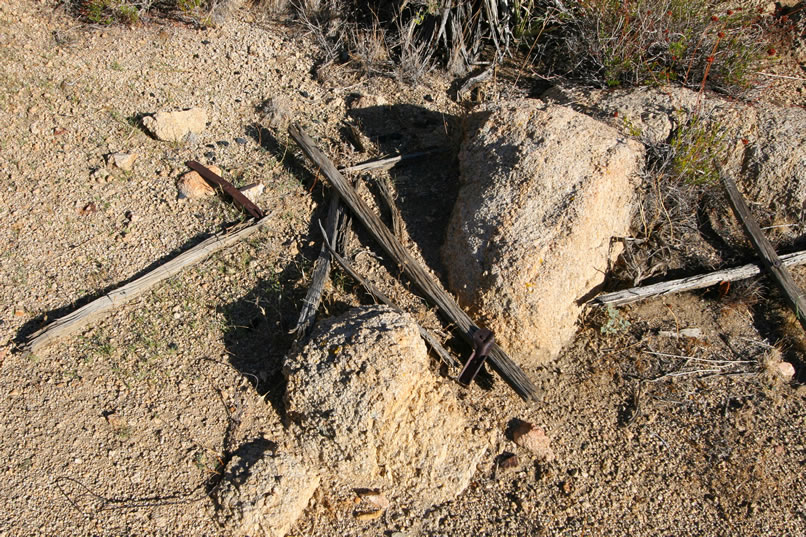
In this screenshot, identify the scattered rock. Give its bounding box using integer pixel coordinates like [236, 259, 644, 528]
[511, 421, 555, 462]
[177, 165, 221, 199]
[658, 328, 702, 339]
[284, 305, 489, 507]
[235, 137, 248, 145]
[238, 182, 264, 203]
[78, 202, 97, 216]
[91, 168, 111, 183]
[142, 107, 207, 142]
[215, 439, 319, 537]
[108, 152, 137, 171]
[443, 99, 644, 365]
[355, 489, 390, 510]
[354, 509, 384, 521]
[776, 361, 796, 380]
[209, 0, 243, 25]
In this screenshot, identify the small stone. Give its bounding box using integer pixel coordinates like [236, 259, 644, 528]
[203, 151, 216, 160]
[776, 361, 796, 380]
[259, 97, 292, 130]
[497, 452, 519, 470]
[91, 168, 110, 182]
[512, 421, 555, 462]
[177, 165, 222, 199]
[142, 107, 207, 142]
[238, 182, 264, 203]
[235, 137, 247, 145]
[356, 489, 390, 510]
[354, 509, 384, 521]
[216, 140, 230, 147]
[108, 152, 137, 171]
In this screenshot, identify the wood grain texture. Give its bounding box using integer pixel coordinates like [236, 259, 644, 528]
[722, 172, 806, 331]
[289, 123, 539, 401]
[24, 217, 272, 354]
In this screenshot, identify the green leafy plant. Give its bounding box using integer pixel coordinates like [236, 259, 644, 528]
[600, 304, 631, 335]
[670, 112, 727, 185]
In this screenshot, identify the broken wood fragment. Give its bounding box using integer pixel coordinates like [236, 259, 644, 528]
[722, 172, 806, 331]
[23, 217, 272, 355]
[339, 149, 439, 173]
[592, 249, 806, 307]
[319, 221, 458, 368]
[290, 123, 539, 401]
[292, 190, 343, 339]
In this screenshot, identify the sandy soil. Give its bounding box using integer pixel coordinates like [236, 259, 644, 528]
[1, 1, 805, 536]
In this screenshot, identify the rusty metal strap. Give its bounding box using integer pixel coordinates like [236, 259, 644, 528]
[457, 328, 494, 387]
[186, 160, 265, 220]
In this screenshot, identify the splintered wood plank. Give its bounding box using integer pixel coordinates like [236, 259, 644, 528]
[593, 250, 806, 307]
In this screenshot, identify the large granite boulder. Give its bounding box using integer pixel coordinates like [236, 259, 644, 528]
[442, 99, 645, 366]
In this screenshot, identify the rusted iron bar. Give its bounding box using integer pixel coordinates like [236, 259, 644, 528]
[186, 160, 265, 220]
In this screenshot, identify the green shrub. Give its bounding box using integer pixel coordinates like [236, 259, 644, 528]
[670, 112, 727, 185]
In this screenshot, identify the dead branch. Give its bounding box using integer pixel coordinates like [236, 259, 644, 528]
[292, 190, 343, 339]
[339, 149, 439, 173]
[289, 123, 539, 402]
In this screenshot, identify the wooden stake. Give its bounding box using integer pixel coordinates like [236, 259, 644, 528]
[289, 123, 539, 401]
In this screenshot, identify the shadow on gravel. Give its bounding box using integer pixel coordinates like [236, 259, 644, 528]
[207, 437, 276, 500]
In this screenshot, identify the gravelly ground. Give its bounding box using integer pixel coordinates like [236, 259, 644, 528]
[1, 1, 805, 536]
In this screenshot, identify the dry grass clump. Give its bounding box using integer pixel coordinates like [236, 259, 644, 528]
[62, 0, 795, 95]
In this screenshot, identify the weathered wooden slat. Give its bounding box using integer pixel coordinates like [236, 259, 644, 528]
[24, 217, 272, 355]
[289, 123, 540, 401]
[722, 172, 806, 331]
[374, 176, 405, 242]
[318, 221, 459, 368]
[593, 250, 806, 307]
[292, 191, 343, 339]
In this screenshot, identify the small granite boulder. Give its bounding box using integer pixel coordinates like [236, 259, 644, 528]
[284, 305, 488, 507]
[142, 107, 207, 142]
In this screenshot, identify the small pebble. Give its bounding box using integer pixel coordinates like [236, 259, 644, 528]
[235, 137, 247, 145]
[512, 421, 555, 462]
[776, 361, 796, 380]
[216, 140, 229, 147]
